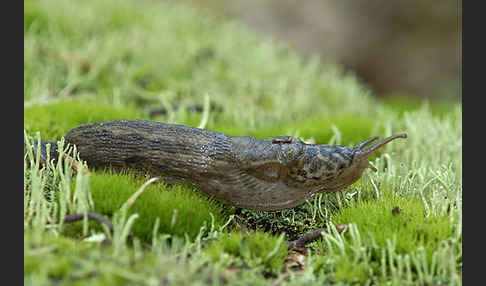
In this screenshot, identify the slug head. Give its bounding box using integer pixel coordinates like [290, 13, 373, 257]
[328, 133, 407, 190]
[227, 133, 406, 210]
[351, 133, 407, 170]
[292, 134, 407, 193]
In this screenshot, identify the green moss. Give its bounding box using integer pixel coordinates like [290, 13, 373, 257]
[330, 187, 454, 261]
[23, 0, 461, 283]
[24, 1, 49, 34]
[334, 256, 369, 284]
[238, 205, 318, 241]
[24, 232, 95, 282]
[213, 114, 376, 144]
[89, 171, 226, 241]
[379, 97, 460, 118]
[24, 100, 142, 140]
[293, 114, 377, 145]
[24, 99, 380, 159]
[204, 231, 288, 275]
[25, 230, 262, 285]
[24, 0, 380, 125]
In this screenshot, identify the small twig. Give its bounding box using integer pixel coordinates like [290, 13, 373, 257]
[287, 225, 347, 251]
[62, 212, 114, 232]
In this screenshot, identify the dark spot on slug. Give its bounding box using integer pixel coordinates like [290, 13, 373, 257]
[329, 153, 340, 163]
[324, 171, 334, 177]
[124, 155, 144, 165]
[304, 148, 318, 165]
[308, 157, 322, 174]
[297, 169, 307, 177]
[326, 163, 335, 172]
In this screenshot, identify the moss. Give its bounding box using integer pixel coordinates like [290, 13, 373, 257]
[204, 231, 288, 275]
[334, 256, 369, 284]
[330, 187, 454, 261]
[23, 0, 461, 283]
[89, 171, 227, 241]
[24, 1, 49, 34]
[379, 97, 460, 118]
[24, 0, 382, 125]
[24, 232, 95, 282]
[238, 205, 318, 241]
[213, 113, 377, 144]
[24, 100, 143, 141]
[25, 230, 263, 285]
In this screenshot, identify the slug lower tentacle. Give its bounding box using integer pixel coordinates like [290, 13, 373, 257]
[27, 120, 407, 211]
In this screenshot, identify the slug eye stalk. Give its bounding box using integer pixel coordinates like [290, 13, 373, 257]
[352, 134, 408, 171]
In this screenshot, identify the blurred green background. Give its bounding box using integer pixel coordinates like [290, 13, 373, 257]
[185, 0, 462, 101]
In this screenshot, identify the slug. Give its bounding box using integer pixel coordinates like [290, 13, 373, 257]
[31, 120, 406, 211]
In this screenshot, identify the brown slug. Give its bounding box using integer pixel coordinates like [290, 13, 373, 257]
[32, 120, 406, 211]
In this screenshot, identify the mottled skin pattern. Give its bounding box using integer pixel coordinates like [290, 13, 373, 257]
[37, 120, 407, 211]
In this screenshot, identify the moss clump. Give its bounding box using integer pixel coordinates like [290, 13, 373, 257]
[24, 1, 50, 34]
[238, 205, 318, 241]
[24, 232, 96, 282]
[212, 113, 376, 145]
[333, 256, 369, 284]
[24, 100, 142, 141]
[379, 97, 460, 118]
[204, 231, 288, 275]
[89, 171, 226, 241]
[330, 187, 454, 261]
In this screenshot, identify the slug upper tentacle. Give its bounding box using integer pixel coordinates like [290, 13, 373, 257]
[353, 134, 408, 157]
[27, 120, 407, 211]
